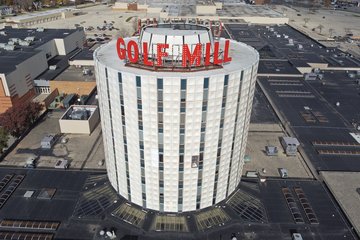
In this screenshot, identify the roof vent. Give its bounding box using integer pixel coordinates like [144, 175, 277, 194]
[4, 44, 16, 51]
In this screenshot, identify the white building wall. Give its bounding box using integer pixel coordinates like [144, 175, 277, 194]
[182, 76, 203, 211]
[54, 29, 85, 55]
[95, 62, 118, 191]
[215, 72, 239, 202]
[122, 72, 142, 205]
[162, 78, 180, 212]
[142, 75, 160, 210]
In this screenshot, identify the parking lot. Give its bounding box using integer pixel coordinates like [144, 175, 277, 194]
[31, 4, 157, 39]
[1, 111, 105, 170]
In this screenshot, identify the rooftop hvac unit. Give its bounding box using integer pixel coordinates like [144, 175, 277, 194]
[4, 44, 16, 51]
[70, 110, 89, 120]
[36, 27, 45, 32]
[49, 65, 57, 70]
[25, 36, 35, 42]
[0, 43, 6, 49]
[83, 68, 92, 75]
[0, 31, 6, 36]
[292, 233, 303, 240]
[19, 40, 31, 46]
[9, 38, 20, 43]
[298, 44, 303, 50]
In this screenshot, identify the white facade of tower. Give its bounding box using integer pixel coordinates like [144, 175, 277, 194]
[94, 25, 259, 212]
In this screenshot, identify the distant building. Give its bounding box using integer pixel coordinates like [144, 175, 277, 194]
[254, 0, 271, 4]
[4, 8, 78, 28]
[0, 6, 13, 16]
[0, 26, 85, 113]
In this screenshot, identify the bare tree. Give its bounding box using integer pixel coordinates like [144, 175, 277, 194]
[116, 28, 130, 38]
[317, 24, 324, 34]
[281, 7, 286, 15]
[303, 18, 310, 27]
[344, 28, 353, 36]
[132, 17, 138, 31]
[328, 28, 335, 37]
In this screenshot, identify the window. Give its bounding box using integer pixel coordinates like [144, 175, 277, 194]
[192, 156, 199, 168]
[136, 76, 141, 87]
[181, 79, 187, 90]
[204, 77, 209, 89]
[157, 78, 163, 89]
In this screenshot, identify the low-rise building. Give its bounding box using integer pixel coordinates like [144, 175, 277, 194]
[59, 105, 99, 135]
[0, 26, 85, 113]
[4, 8, 79, 28]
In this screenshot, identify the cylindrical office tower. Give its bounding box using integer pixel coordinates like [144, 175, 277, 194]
[94, 24, 259, 212]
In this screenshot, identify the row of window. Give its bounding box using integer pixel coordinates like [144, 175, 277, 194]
[118, 72, 132, 201]
[136, 76, 147, 208]
[178, 79, 187, 212]
[105, 68, 120, 193]
[157, 78, 165, 211]
[196, 77, 209, 210]
[226, 71, 244, 197]
[212, 75, 229, 205]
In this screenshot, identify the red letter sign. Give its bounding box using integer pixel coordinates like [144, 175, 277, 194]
[205, 42, 211, 66]
[213, 42, 223, 65]
[142, 42, 153, 66]
[127, 40, 139, 63]
[156, 43, 169, 66]
[223, 40, 232, 63]
[182, 43, 202, 67]
[116, 37, 126, 60]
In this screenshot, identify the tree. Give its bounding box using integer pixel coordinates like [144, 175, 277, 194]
[0, 128, 8, 153]
[5, 0, 14, 5]
[344, 28, 353, 36]
[0, 101, 43, 138]
[303, 18, 310, 27]
[324, 0, 331, 8]
[317, 24, 324, 34]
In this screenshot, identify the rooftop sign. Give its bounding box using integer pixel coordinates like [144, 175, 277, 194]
[116, 37, 232, 68]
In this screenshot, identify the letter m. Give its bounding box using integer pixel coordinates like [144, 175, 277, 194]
[182, 43, 202, 67]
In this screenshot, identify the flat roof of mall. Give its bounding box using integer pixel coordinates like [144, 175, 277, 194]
[225, 24, 360, 172]
[54, 65, 95, 82]
[0, 168, 356, 240]
[226, 24, 360, 69]
[0, 27, 79, 74]
[321, 171, 360, 236]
